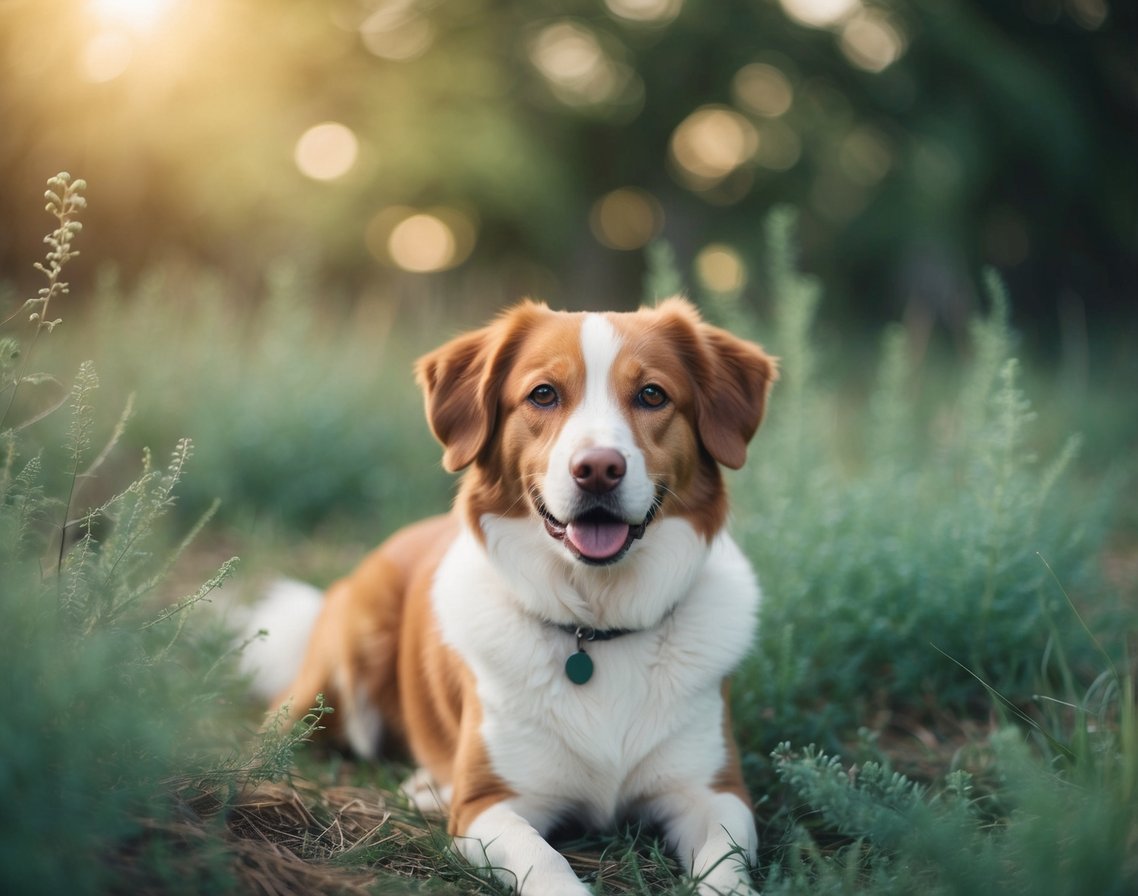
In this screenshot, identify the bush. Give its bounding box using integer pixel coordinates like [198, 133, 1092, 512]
[0, 175, 314, 895]
[38, 265, 454, 537]
[709, 212, 1121, 753]
[764, 692, 1138, 896]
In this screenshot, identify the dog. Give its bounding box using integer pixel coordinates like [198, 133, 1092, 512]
[251, 298, 777, 895]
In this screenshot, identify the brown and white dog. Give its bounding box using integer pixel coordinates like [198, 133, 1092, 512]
[246, 298, 777, 895]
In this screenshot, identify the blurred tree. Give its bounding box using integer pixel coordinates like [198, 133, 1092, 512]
[0, 0, 1133, 342]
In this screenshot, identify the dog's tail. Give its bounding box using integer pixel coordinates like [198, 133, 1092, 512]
[235, 579, 324, 704]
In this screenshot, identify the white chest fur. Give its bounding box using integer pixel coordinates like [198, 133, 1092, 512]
[432, 522, 761, 831]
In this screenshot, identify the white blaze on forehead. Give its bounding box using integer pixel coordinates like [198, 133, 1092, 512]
[580, 313, 622, 412]
[540, 313, 656, 523]
[573, 313, 627, 450]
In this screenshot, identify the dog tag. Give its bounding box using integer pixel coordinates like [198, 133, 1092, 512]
[565, 649, 594, 685]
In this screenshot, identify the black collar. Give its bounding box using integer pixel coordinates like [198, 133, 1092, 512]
[551, 607, 678, 685]
[554, 623, 637, 642]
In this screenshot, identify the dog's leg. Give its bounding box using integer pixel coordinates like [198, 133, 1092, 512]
[447, 711, 590, 895]
[267, 570, 402, 760]
[455, 800, 591, 896]
[649, 788, 759, 896]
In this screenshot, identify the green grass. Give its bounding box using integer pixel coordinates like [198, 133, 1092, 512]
[1, 181, 1135, 894]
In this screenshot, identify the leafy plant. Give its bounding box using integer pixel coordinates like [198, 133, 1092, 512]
[706, 211, 1118, 754]
[763, 652, 1137, 896]
[0, 177, 316, 894]
[47, 264, 451, 535]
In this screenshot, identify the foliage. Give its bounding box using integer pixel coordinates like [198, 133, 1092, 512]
[0, 177, 325, 895]
[31, 263, 454, 535]
[0, 172, 86, 435]
[763, 659, 1137, 895]
[2, 176, 1133, 894]
[1, 1, 1133, 328]
[711, 211, 1120, 754]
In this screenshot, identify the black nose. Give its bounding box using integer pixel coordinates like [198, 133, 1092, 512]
[571, 447, 627, 495]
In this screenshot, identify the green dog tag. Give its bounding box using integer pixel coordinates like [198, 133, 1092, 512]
[565, 650, 594, 685]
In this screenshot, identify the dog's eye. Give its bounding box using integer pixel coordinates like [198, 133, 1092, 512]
[529, 384, 560, 408]
[636, 385, 668, 409]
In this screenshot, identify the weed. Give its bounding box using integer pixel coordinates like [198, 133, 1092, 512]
[0, 176, 304, 895]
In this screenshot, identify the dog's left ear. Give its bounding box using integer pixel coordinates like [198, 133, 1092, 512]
[415, 301, 545, 472]
[693, 322, 778, 469]
[655, 298, 777, 470]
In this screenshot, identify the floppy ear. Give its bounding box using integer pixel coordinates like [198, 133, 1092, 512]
[693, 323, 778, 469]
[414, 302, 544, 472]
[652, 298, 777, 470]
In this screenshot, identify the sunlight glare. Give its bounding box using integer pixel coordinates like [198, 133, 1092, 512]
[89, 0, 178, 32]
[79, 30, 134, 82]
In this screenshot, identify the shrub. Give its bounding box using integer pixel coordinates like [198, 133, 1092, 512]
[40, 265, 452, 536]
[705, 211, 1120, 753]
[0, 175, 314, 895]
[763, 661, 1137, 895]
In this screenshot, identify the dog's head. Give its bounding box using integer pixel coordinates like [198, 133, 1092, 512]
[415, 298, 777, 566]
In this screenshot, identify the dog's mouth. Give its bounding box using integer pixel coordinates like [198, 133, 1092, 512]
[536, 498, 659, 566]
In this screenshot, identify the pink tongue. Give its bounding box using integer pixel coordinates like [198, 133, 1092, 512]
[566, 520, 630, 560]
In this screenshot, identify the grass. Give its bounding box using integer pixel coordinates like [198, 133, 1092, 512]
[1, 180, 1135, 894]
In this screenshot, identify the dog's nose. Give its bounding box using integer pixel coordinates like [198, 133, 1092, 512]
[571, 447, 627, 495]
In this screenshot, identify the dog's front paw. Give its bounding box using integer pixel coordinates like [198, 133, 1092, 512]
[400, 767, 452, 816]
[695, 866, 758, 896]
[522, 882, 593, 896]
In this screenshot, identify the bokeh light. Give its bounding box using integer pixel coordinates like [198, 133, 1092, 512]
[1068, 0, 1109, 30]
[589, 188, 664, 251]
[670, 105, 760, 190]
[778, 0, 860, 29]
[366, 207, 477, 273]
[0, 0, 1127, 351]
[388, 214, 454, 272]
[294, 123, 360, 181]
[733, 63, 794, 118]
[840, 10, 906, 72]
[359, 0, 436, 60]
[529, 20, 631, 106]
[694, 244, 747, 293]
[755, 120, 802, 171]
[603, 0, 684, 26]
[839, 126, 893, 185]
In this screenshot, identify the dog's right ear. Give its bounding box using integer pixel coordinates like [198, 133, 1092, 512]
[415, 302, 546, 472]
